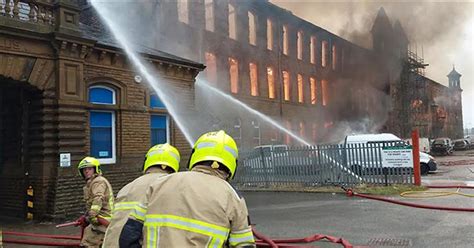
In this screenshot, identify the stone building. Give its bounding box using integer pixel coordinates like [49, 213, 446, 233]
[0, 0, 203, 219]
[150, 1, 463, 144]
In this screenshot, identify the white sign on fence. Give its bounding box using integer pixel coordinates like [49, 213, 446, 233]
[381, 146, 413, 168]
[60, 153, 71, 167]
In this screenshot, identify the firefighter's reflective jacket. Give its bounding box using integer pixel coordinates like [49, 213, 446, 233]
[119, 165, 255, 248]
[102, 167, 170, 247]
[83, 174, 114, 233]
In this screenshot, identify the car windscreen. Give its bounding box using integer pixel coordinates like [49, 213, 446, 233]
[433, 140, 446, 145]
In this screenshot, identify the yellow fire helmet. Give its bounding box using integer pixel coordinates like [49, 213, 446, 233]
[189, 130, 239, 179]
[77, 156, 101, 178]
[143, 143, 180, 173]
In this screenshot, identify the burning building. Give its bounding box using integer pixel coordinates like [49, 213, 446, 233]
[0, 0, 463, 220]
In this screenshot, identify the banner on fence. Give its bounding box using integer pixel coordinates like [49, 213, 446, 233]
[381, 146, 413, 168]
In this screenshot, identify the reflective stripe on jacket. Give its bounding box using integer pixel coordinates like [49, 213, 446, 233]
[141, 166, 255, 248]
[103, 168, 170, 248]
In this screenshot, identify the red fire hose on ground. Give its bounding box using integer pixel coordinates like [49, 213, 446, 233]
[344, 185, 474, 212]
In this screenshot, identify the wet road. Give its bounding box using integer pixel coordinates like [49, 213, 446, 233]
[243, 191, 474, 248]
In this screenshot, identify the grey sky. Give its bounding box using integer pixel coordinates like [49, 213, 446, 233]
[270, 0, 474, 129]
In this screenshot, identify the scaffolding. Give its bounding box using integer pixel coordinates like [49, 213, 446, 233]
[398, 48, 428, 138]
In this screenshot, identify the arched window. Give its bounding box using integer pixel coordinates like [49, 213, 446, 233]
[88, 86, 116, 164]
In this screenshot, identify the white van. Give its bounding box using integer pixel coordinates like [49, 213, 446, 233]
[343, 133, 437, 175]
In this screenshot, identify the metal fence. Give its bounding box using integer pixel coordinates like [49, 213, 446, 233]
[233, 142, 414, 189]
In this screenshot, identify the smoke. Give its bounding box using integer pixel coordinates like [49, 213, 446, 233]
[270, 0, 474, 128]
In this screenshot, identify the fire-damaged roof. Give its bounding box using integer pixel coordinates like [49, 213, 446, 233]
[78, 5, 204, 70]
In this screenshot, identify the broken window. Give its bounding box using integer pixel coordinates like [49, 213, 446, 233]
[297, 74, 304, 103]
[321, 40, 328, 67]
[332, 44, 337, 70]
[229, 58, 239, 93]
[321, 79, 328, 106]
[177, 0, 189, 24]
[297, 31, 303, 60]
[248, 11, 257, 46]
[267, 67, 275, 99]
[310, 77, 317, 105]
[282, 70, 290, 101]
[267, 19, 273, 50]
[205, 52, 217, 85]
[310, 36, 316, 64]
[228, 4, 237, 40]
[249, 62, 258, 96]
[205, 0, 214, 32]
[283, 25, 289, 55]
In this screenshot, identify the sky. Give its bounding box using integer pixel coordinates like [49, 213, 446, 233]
[270, 0, 474, 129]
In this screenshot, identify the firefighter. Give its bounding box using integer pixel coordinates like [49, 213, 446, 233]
[119, 130, 255, 248]
[78, 156, 114, 248]
[102, 143, 180, 247]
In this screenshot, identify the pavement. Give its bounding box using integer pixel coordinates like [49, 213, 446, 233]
[1, 150, 473, 248]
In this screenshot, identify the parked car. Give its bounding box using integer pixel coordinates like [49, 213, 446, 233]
[431, 138, 454, 155]
[453, 139, 470, 151]
[343, 133, 437, 175]
[464, 135, 473, 148]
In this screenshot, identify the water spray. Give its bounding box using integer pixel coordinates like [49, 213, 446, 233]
[90, 0, 196, 146]
[196, 79, 312, 146]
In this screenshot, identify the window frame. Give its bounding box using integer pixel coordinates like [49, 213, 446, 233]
[88, 85, 117, 165]
[89, 110, 116, 164]
[150, 114, 170, 146]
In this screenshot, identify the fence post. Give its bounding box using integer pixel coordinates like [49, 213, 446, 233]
[412, 129, 421, 186]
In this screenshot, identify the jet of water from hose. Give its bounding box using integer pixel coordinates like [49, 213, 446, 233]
[195, 79, 312, 146]
[90, 0, 195, 146]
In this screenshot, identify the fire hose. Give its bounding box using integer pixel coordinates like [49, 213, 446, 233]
[253, 226, 354, 248]
[344, 185, 474, 212]
[1, 216, 110, 247]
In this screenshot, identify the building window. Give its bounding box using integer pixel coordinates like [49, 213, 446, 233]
[297, 31, 303, 60]
[229, 58, 239, 93]
[312, 123, 317, 143]
[283, 25, 289, 55]
[150, 115, 169, 146]
[88, 86, 116, 164]
[228, 4, 237, 40]
[205, 52, 217, 85]
[332, 44, 337, 70]
[283, 71, 290, 101]
[321, 40, 328, 67]
[285, 120, 291, 145]
[177, 0, 189, 24]
[150, 94, 165, 109]
[310, 36, 316, 64]
[299, 121, 305, 138]
[248, 11, 257, 46]
[89, 86, 116, 105]
[267, 67, 275, 99]
[233, 118, 242, 143]
[205, 0, 214, 32]
[252, 120, 261, 146]
[322, 79, 328, 106]
[310, 77, 317, 105]
[297, 74, 304, 103]
[249, 63, 258, 96]
[267, 19, 273, 50]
